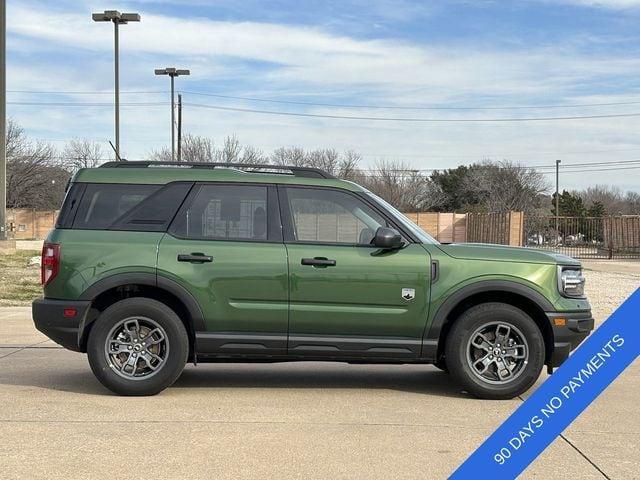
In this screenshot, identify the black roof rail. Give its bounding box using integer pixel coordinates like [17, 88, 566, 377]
[99, 161, 336, 179]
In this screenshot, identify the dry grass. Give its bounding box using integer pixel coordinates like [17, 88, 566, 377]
[0, 250, 42, 306]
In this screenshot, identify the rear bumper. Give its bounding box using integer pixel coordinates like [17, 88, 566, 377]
[32, 298, 92, 352]
[546, 311, 595, 367]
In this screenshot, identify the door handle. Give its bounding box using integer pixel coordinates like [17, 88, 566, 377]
[177, 253, 213, 263]
[301, 257, 336, 267]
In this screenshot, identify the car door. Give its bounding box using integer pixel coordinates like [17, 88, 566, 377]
[157, 183, 289, 356]
[280, 186, 431, 359]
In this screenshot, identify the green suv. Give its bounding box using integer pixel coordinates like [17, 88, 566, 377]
[32, 161, 593, 398]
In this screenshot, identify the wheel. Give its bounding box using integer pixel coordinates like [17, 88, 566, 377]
[445, 302, 545, 400]
[87, 298, 189, 396]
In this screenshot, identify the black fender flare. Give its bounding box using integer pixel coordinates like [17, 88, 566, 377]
[421, 280, 554, 360]
[77, 272, 206, 347]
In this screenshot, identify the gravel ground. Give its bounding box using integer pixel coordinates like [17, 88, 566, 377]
[581, 261, 639, 325]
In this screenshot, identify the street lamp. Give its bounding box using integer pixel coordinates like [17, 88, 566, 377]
[155, 68, 190, 161]
[92, 10, 140, 161]
[555, 159, 561, 246]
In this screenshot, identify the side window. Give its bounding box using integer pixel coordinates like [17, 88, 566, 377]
[285, 188, 388, 245]
[109, 182, 193, 232]
[172, 184, 269, 241]
[73, 184, 160, 229]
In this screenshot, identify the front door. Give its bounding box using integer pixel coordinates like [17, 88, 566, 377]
[158, 183, 288, 356]
[280, 186, 431, 359]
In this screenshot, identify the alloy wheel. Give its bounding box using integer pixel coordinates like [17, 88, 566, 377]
[465, 321, 529, 385]
[104, 316, 169, 380]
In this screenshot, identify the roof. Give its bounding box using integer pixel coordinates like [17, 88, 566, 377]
[72, 162, 364, 192]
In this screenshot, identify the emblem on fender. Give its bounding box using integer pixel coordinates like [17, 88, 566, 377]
[402, 288, 415, 300]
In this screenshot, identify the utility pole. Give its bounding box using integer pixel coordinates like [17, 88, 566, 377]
[92, 10, 140, 161]
[0, 0, 6, 240]
[177, 94, 182, 162]
[154, 68, 190, 161]
[555, 159, 561, 245]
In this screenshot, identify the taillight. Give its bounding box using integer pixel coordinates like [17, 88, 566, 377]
[41, 242, 60, 286]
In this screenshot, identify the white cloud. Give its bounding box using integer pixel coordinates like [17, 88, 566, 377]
[550, 0, 640, 8]
[6, 1, 640, 191]
[8, 4, 640, 99]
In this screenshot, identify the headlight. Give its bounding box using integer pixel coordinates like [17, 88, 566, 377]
[557, 266, 586, 298]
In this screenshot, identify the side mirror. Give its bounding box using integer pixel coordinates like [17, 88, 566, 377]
[373, 227, 403, 249]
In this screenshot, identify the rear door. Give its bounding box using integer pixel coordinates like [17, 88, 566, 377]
[280, 186, 431, 359]
[157, 183, 289, 356]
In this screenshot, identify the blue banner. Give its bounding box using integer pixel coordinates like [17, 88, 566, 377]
[450, 288, 640, 479]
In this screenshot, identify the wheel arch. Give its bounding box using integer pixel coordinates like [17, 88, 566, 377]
[422, 280, 554, 365]
[77, 273, 205, 360]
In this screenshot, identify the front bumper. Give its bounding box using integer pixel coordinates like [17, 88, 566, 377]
[546, 311, 595, 367]
[32, 298, 91, 352]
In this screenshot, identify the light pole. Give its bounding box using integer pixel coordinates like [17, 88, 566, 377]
[555, 159, 561, 245]
[92, 10, 140, 161]
[0, 0, 6, 240]
[154, 68, 190, 161]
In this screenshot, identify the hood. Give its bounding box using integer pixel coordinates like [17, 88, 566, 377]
[436, 243, 579, 265]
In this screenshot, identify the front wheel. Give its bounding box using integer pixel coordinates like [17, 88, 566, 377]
[445, 302, 545, 400]
[87, 298, 189, 396]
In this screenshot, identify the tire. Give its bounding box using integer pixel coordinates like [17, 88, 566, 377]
[87, 298, 189, 396]
[445, 302, 545, 400]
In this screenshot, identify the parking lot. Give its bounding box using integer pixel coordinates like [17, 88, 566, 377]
[0, 261, 637, 479]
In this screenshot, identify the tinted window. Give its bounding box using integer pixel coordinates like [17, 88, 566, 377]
[56, 183, 86, 228]
[172, 184, 269, 241]
[73, 184, 160, 229]
[110, 182, 193, 232]
[286, 188, 388, 244]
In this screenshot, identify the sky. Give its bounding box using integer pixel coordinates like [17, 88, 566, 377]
[6, 0, 640, 192]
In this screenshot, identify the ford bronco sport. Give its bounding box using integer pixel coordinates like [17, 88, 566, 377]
[32, 161, 594, 398]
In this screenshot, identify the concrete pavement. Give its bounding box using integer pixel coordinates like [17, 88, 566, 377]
[0, 261, 638, 479]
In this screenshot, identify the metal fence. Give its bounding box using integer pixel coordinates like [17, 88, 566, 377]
[523, 215, 640, 259]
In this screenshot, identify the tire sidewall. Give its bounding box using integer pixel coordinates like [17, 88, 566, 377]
[87, 298, 188, 396]
[445, 303, 545, 399]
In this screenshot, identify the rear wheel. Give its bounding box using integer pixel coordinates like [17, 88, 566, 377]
[445, 302, 545, 399]
[87, 298, 188, 396]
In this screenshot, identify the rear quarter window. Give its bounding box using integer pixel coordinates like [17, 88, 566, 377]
[72, 184, 160, 229]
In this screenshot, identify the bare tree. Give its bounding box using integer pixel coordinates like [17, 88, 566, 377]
[463, 160, 548, 213]
[62, 138, 104, 171]
[306, 148, 340, 173]
[5, 119, 68, 209]
[623, 191, 640, 214]
[148, 133, 216, 162]
[270, 147, 362, 179]
[338, 150, 362, 180]
[215, 135, 243, 163]
[271, 146, 307, 166]
[360, 160, 445, 211]
[240, 145, 268, 164]
[579, 185, 625, 214]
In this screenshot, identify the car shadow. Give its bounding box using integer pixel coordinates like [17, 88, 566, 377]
[1, 360, 468, 398]
[171, 363, 468, 398]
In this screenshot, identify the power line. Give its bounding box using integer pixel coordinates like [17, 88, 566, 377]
[11, 88, 640, 112]
[7, 90, 165, 95]
[9, 98, 640, 122]
[12, 88, 640, 111]
[184, 102, 640, 122]
[357, 159, 640, 173]
[7, 101, 167, 107]
[362, 146, 640, 159]
[540, 165, 640, 174]
[181, 90, 640, 111]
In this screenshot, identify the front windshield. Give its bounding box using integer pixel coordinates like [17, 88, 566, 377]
[364, 191, 439, 244]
